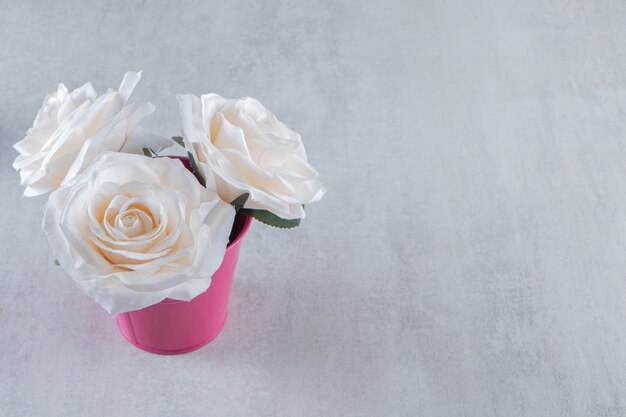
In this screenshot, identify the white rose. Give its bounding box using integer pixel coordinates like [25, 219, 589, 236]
[42, 152, 235, 314]
[178, 93, 325, 220]
[13, 71, 170, 197]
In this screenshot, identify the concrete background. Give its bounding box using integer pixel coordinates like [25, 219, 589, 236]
[2, 0, 626, 416]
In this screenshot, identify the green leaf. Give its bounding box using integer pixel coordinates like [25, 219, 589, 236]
[230, 193, 249, 212]
[172, 136, 185, 147]
[187, 151, 206, 187]
[142, 147, 153, 157]
[54, 259, 60, 266]
[241, 208, 301, 229]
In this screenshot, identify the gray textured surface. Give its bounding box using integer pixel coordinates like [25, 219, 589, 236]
[1, 0, 626, 416]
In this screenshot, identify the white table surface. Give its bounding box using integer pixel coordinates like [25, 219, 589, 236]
[2, 1, 626, 416]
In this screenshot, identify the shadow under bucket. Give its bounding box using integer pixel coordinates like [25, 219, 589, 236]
[115, 213, 252, 355]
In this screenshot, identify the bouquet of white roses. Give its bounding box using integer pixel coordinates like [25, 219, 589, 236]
[14, 71, 325, 316]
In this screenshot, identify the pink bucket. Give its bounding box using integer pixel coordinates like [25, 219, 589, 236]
[115, 209, 252, 355]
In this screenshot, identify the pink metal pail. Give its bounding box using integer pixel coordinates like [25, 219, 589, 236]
[115, 213, 252, 355]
